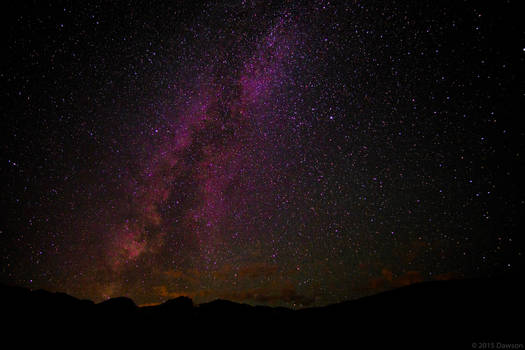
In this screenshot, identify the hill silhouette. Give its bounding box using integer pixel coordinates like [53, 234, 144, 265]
[1, 276, 523, 347]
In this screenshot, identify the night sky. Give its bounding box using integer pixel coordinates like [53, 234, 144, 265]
[1, 0, 523, 308]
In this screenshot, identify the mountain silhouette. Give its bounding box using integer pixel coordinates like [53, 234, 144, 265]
[1, 276, 522, 347]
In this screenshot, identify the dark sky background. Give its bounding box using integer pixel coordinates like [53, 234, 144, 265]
[1, 0, 523, 308]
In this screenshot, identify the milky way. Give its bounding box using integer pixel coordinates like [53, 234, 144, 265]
[2, 1, 523, 307]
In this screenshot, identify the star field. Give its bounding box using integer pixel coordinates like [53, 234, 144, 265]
[1, 0, 523, 308]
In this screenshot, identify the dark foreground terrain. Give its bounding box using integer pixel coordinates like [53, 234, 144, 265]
[1, 277, 523, 347]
